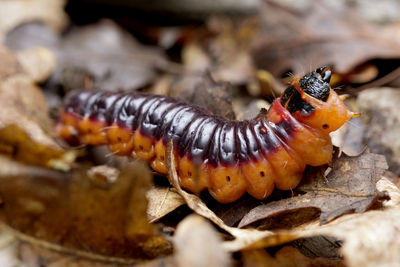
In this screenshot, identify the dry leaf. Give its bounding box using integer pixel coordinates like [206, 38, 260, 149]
[85, 165, 185, 222]
[0, 159, 171, 259]
[0, 45, 71, 168]
[87, 165, 120, 189]
[252, 1, 400, 78]
[0, 0, 67, 42]
[173, 214, 231, 267]
[58, 20, 168, 92]
[358, 88, 400, 175]
[376, 177, 400, 208]
[0, 225, 140, 266]
[239, 151, 389, 229]
[16, 47, 56, 83]
[0, 46, 21, 79]
[242, 246, 345, 267]
[295, 208, 400, 267]
[330, 117, 366, 157]
[0, 227, 20, 267]
[147, 186, 185, 223]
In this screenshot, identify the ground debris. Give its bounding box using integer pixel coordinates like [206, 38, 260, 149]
[239, 151, 389, 229]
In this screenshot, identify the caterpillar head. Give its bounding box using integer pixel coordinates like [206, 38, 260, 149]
[281, 67, 356, 134]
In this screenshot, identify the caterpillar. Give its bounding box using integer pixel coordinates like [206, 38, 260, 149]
[56, 67, 357, 203]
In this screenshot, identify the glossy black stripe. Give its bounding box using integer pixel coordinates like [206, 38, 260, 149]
[160, 104, 187, 142]
[153, 101, 181, 140]
[115, 94, 144, 128]
[133, 95, 160, 132]
[82, 92, 104, 117]
[207, 122, 223, 167]
[63, 91, 303, 167]
[236, 122, 249, 162]
[219, 122, 237, 165]
[179, 116, 206, 152]
[140, 96, 164, 137]
[244, 122, 263, 160]
[110, 94, 130, 126]
[91, 93, 120, 123]
[164, 106, 194, 144]
[65, 90, 92, 115]
[187, 117, 218, 161]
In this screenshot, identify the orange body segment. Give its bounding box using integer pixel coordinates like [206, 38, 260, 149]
[241, 158, 275, 199]
[107, 125, 135, 155]
[207, 164, 248, 203]
[177, 156, 209, 192]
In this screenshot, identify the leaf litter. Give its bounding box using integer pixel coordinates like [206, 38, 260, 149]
[239, 150, 389, 229]
[2, 0, 400, 265]
[0, 44, 73, 169]
[0, 157, 171, 261]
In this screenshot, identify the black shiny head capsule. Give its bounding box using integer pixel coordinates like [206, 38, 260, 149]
[281, 66, 332, 114]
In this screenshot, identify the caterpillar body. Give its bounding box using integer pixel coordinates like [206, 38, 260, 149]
[56, 67, 354, 203]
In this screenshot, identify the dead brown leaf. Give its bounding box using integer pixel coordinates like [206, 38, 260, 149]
[252, 1, 400, 78]
[0, 159, 171, 259]
[170, 73, 236, 119]
[16, 47, 56, 83]
[239, 151, 389, 229]
[358, 88, 400, 175]
[0, 45, 72, 169]
[376, 177, 400, 208]
[147, 186, 185, 223]
[242, 246, 345, 267]
[178, 16, 257, 89]
[173, 214, 231, 267]
[85, 164, 185, 222]
[0, 0, 67, 42]
[0, 46, 22, 79]
[330, 118, 367, 157]
[58, 20, 169, 92]
[0, 227, 20, 266]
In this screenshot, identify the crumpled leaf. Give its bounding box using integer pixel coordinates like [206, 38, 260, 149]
[358, 88, 400, 175]
[0, 46, 22, 79]
[242, 246, 345, 267]
[0, 45, 71, 169]
[0, 158, 171, 259]
[0, 226, 20, 267]
[376, 176, 400, 208]
[330, 118, 367, 157]
[0, 0, 67, 42]
[85, 164, 185, 222]
[16, 47, 56, 83]
[252, 1, 400, 79]
[169, 73, 236, 119]
[239, 151, 389, 228]
[178, 16, 257, 87]
[147, 186, 185, 223]
[235, 197, 400, 266]
[57, 20, 168, 92]
[294, 208, 400, 267]
[173, 214, 231, 267]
